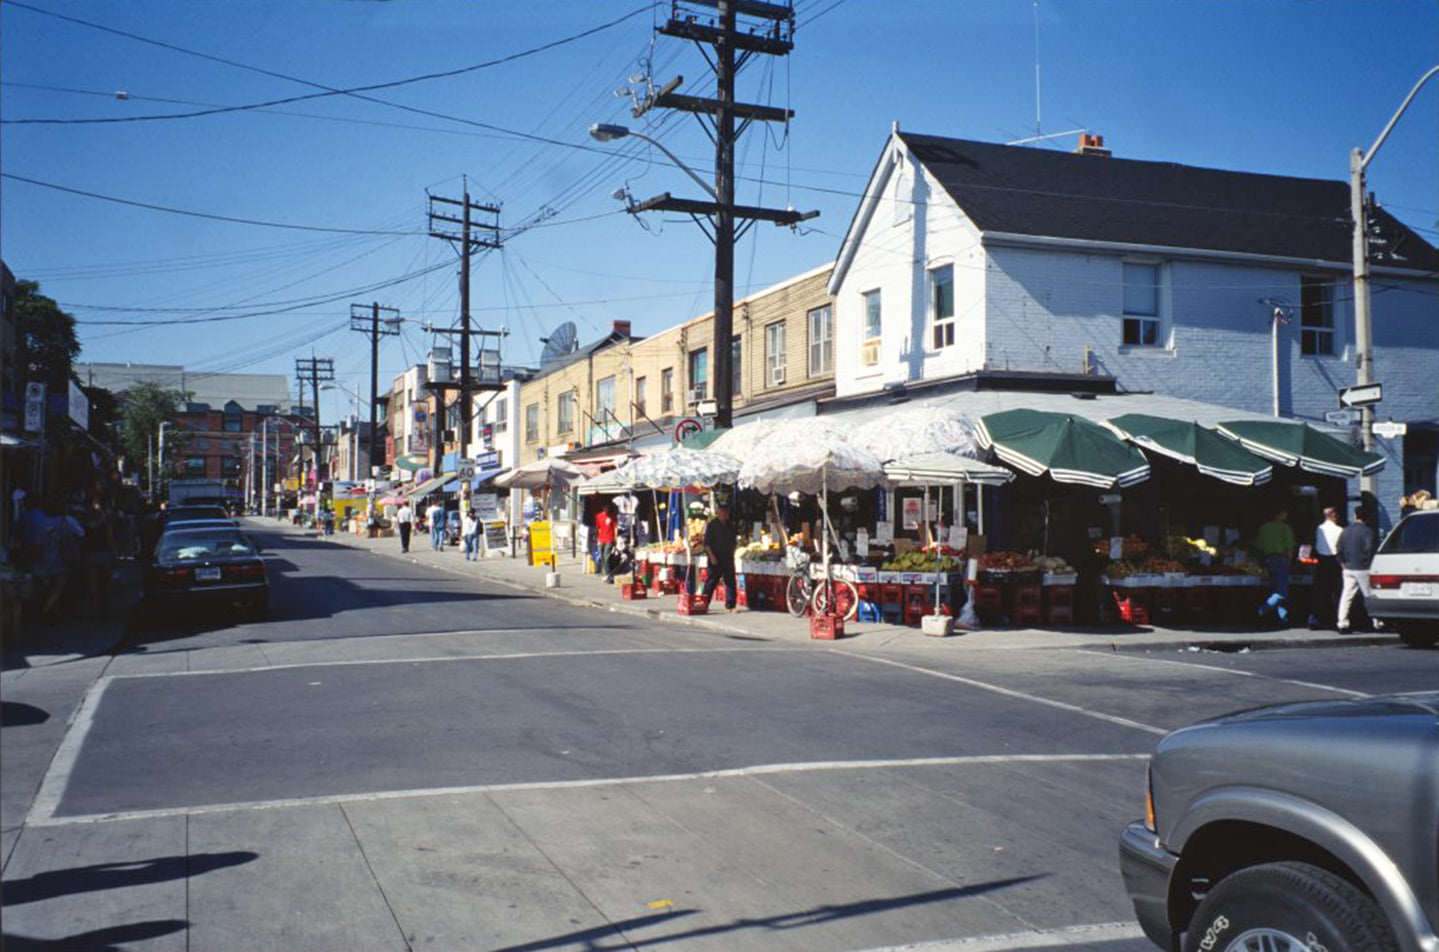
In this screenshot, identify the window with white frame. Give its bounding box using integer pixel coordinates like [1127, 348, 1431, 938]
[765, 321, 786, 387]
[557, 391, 575, 433]
[493, 398, 507, 433]
[688, 348, 708, 402]
[525, 402, 539, 442]
[596, 376, 617, 423]
[860, 290, 882, 366]
[661, 368, 674, 413]
[807, 305, 833, 376]
[1300, 276, 1335, 356]
[930, 264, 955, 349]
[1122, 262, 1162, 347]
[635, 376, 647, 415]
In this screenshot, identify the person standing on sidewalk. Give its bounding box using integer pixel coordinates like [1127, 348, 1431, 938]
[395, 502, 413, 553]
[1310, 506, 1343, 628]
[426, 499, 445, 552]
[1336, 506, 1376, 634]
[462, 509, 480, 561]
[595, 502, 618, 583]
[1255, 507, 1295, 624]
[700, 503, 738, 612]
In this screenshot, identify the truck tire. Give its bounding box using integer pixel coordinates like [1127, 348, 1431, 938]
[1398, 624, 1437, 649]
[1183, 861, 1396, 952]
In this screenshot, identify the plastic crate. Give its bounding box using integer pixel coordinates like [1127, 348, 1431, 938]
[677, 593, 709, 615]
[621, 581, 647, 601]
[809, 612, 846, 640]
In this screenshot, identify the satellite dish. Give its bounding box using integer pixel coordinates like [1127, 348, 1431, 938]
[539, 321, 579, 364]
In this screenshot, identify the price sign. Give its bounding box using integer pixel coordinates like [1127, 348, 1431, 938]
[483, 521, 509, 555]
[528, 520, 553, 566]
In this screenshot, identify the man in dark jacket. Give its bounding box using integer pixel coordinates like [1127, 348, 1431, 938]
[700, 503, 738, 611]
[1336, 506, 1376, 633]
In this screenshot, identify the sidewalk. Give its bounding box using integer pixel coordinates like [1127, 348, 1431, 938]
[295, 519, 1391, 654]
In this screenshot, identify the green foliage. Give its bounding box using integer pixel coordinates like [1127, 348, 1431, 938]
[16, 280, 80, 388]
[119, 381, 186, 475]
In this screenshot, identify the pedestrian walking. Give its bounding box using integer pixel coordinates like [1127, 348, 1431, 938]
[1310, 506, 1343, 628]
[395, 502, 413, 553]
[1255, 507, 1295, 625]
[462, 509, 480, 561]
[1336, 506, 1376, 634]
[426, 499, 445, 552]
[700, 502, 739, 612]
[595, 502, 618, 583]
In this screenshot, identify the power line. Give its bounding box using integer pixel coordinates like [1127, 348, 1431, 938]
[3, 173, 421, 235]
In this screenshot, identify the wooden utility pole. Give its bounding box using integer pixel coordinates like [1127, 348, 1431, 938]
[294, 356, 334, 514]
[350, 302, 401, 477]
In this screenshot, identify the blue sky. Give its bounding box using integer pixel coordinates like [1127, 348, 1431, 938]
[4, 0, 1436, 424]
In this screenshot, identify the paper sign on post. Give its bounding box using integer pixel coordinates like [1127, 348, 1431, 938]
[874, 522, 894, 544]
[1109, 537, 1125, 560]
[902, 498, 922, 529]
[948, 525, 968, 551]
[856, 528, 870, 558]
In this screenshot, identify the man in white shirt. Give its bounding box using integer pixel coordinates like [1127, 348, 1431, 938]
[394, 502, 413, 553]
[1311, 506, 1343, 628]
[426, 500, 445, 551]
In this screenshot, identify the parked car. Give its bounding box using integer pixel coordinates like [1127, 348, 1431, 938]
[1119, 692, 1439, 952]
[145, 526, 269, 619]
[1369, 510, 1439, 649]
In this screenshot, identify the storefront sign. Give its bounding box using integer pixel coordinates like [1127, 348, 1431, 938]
[474, 492, 500, 520]
[528, 520, 553, 566]
[23, 382, 45, 432]
[67, 380, 89, 429]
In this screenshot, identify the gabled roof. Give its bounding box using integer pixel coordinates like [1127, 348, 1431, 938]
[840, 131, 1439, 277]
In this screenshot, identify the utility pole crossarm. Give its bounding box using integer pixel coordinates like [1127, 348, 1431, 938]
[633, 192, 818, 225]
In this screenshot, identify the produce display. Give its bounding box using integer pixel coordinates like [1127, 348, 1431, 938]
[735, 541, 783, 562]
[882, 550, 960, 572]
[978, 551, 1037, 571]
[1092, 534, 1149, 559]
[1033, 555, 1073, 573]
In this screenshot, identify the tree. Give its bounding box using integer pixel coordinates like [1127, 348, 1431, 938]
[119, 381, 186, 481]
[16, 280, 80, 390]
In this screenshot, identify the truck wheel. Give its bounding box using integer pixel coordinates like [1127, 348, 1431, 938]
[1183, 861, 1396, 952]
[1398, 625, 1437, 649]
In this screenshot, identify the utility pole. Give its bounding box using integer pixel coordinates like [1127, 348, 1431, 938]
[350, 303, 401, 478]
[295, 356, 334, 520]
[427, 179, 501, 464]
[628, 0, 816, 429]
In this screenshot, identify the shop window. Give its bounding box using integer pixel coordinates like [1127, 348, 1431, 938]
[807, 305, 833, 377]
[930, 264, 955, 349]
[557, 392, 575, 434]
[525, 403, 539, 442]
[661, 368, 674, 413]
[688, 348, 708, 403]
[1122, 262, 1161, 346]
[765, 321, 786, 387]
[1300, 276, 1335, 356]
[861, 290, 882, 367]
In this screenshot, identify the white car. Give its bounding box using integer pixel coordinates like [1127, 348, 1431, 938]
[1368, 509, 1439, 649]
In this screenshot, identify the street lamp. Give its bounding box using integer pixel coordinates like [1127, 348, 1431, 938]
[1349, 63, 1439, 496]
[588, 123, 718, 199]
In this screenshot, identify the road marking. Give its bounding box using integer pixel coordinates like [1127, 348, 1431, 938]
[831, 650, 1168, 736]
[25, 676, 112, 828]
[109, 645, 795, 679]
[1073, 648, 1370, 698]
[27, 752, 1147, 827]
[846, 921, 1145, 952]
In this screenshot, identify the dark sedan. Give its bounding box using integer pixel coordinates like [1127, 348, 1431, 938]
[145, 526, 269, 619]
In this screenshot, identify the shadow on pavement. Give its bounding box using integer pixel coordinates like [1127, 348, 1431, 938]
[0, 702, 50, 727]
[501, 878, 1043, 950]
[2, 851, 258, 907]
[2, 919, 189, 951]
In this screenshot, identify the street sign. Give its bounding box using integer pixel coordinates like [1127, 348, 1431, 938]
[23, 382, 45, 432]
[1339, 382, 1383, 407]
[674, 417, 702, 443]
[1325, 409, 1361, 426]
[1373, 421, 1408, 439]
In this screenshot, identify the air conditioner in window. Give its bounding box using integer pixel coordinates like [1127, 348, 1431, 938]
[860, 341, 880, 366]
[689, 386, 708, 405]
[770, 364, 786, 386]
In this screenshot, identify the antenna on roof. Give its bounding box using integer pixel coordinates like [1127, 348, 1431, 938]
[538, 321, 578, 365]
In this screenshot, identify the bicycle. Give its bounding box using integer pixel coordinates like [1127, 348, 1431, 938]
[784, 548, 859, 621]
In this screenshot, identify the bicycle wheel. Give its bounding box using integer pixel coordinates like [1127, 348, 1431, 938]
[812, 579, 860, 622]
[785, 575, 811, 616]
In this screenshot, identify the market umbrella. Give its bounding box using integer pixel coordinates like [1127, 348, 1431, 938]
[1216, 419, 1385, 479]
[630, 446, 742, 490]
[882, 451, 1014, 487]
[1106, 414, 1274, 487]
[854, 405, 983, 462]
[494, 457, 587, 491]
[706, 419, 785, 460]
[975, 409, 1150, 489]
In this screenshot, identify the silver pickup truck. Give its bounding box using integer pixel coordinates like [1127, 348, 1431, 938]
[1119, 692, 1439, 952]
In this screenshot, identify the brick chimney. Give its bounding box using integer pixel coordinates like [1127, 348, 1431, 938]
[1075, 133, 1111, 157]
[611, 319, 632, 338]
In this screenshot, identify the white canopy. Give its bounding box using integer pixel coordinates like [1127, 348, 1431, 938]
[630, 446, 741, 490]
[853, 405, 982, 461]
[494, 457, 587, 491]
[883, 452, 1014, 487]
[737, 420, 887, 495]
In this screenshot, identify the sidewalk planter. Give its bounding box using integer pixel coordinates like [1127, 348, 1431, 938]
[809, 612, 845, 640]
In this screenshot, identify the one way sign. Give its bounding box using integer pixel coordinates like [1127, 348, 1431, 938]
[1339, 382, 1383, 408]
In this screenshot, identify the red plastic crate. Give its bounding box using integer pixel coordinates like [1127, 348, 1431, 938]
[621, 581, 647, 600]
[677, 593, 709, 615]
[1044, 585, 1075, 625]
[903, 586, 932, 626]
[809, 612, 846, 639]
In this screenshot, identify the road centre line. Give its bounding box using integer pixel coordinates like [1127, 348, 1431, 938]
[846, 920, 1146, 952]
[831, 650, 1169, 736]
[1073, 648, 1370, 698]
[27, 753, 1148, 827]
[109, 645, 795, 679]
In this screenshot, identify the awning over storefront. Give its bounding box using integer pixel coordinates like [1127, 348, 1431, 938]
[883, 452, 1014, 487]
[393, 454, 426, 473]
[1106, 414, 1273, 487]
[407, 472, 457, 499]
[471, 467, 506, 489]
[1217, 420, 1385, 479]
[977, 409, 1150, 489]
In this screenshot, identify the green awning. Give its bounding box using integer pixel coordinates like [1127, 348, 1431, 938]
[679, 428, 728, 451]
[976, 409, 1150, 489]
[1216, 420, 1385, 479]
[1106, 414, 1273, 487]
[393, 454, 426, 473]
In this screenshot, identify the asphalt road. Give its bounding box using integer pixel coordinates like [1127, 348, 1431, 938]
[4, 523, 1435, 952]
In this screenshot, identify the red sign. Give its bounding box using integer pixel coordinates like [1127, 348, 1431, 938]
[674, 418, 703, 443]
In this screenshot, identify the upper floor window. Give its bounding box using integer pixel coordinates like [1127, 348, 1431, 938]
[1300, 276, 1335, 356]
[493, 398, 507, 433]
[525, 403, 539, 442]
[183, 456, 206, 475]
[557, 392, 575, 434]
[765, 321, 786, 387]
[596, 375, 617, 420]
[1122, 262, 1161, 347]
[731, 336, 742, 399]
[808, 305, 833, 377]
[661, 368, 674, 413]
[930, 264, 955, 349]
[635, 376, 648, 416]
[688, 348, 709, 403]
[861, 290, 882, 367]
